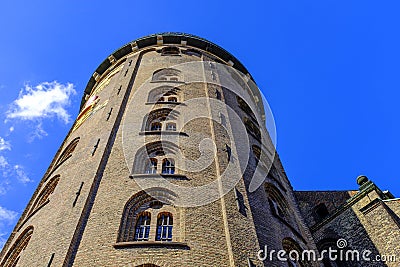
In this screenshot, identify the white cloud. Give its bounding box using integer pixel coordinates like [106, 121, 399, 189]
[0, 233, 8, 249]
[0, 156, 8, 169]
[0, 206, 17, 222]
[0, 137, 11, 151]
[0, 206, 18, 249]
[0, 156, 31, 186]
[0, 185, 7, 196]
[6, 81, 76, 124]
[28, 122, 48, 143]
[13, 165, 32, 184]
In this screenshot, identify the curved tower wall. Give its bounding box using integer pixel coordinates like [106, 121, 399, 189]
[0, 33, 318, 267]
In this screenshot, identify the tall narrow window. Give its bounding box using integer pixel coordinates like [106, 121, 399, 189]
[216, 89, 221, 100]
[166, 123, 176, 131]
[151, 122, 162, 131]
[156, 213, 173, 241]
[219, 112, 226, 126]
[145, 158, 158, 174]
[162, 159, 175, 174]
[134, 212, 151, 241]
[167, 96, 177, 102]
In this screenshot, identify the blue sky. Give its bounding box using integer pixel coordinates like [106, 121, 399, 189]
[0, 0, 399, 248]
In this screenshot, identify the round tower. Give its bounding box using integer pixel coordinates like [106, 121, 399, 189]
[0, 33, 318, 267]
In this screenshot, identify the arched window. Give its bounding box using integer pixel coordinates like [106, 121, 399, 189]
[156, 212, 173, 241]
[152, 68, 182, 82]
[237, 96, 256, 119]
[117, 189, 178, 243]
[162, 159, 175, 174]
[144, 108, 178, 132]
[134, 212, 151, 241]
[269, 198, 285, 218]
[0, 226, 34, 267]
[133, 141, 179, 175]
[265, 184, 289, 219]
[150, 122, 162, 131]
[148, 86, 181, 103]
[26, 175, 60, 219]
[167, 96, 177, 102]
[50, 137, 80, 174]
[145, 158, 157, 174]
[244, 118, 261, 141]
[166, 122, 176, 131]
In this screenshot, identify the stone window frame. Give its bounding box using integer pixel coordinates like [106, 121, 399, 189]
[165, 122, 177, 131]
[150, 121, 162, 131]
[0, 226, 34, 267]
[147, 86, 182, 104]
[116, 190, 180, 244]
[161, 158, 175, 174]
[49, 137, 80, 175]
[20, 175, 60, 227]
[133, 211, 152, 241]
[265, 183, 290, 220]
[143, 156, 175, 176]
[145, 158, 158, 174]
[155, 212, 173, 241]
[152, 68, 183, 83]
[132, 141, 182, 177]
[143, 108, 180, 133]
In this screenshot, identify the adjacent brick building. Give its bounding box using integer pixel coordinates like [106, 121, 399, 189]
[0, 33, 398, 267]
